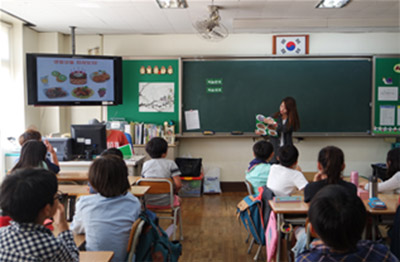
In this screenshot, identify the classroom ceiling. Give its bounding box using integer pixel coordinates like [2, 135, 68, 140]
[1, 0, 399, 35]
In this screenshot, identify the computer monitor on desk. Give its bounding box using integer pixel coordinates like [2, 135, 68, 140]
[44, 137, 69, 161]
[70, 124, 107, 160]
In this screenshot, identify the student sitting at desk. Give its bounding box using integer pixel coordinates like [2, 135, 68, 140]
[11, 140, 49, 173]
[292, 146, 358, 257]
[245, 140, 274, 194]
[296, 185, 398, 262]
[267, 145, 308, 197]
[70, 155, 141, 262]
[18, 129, 60, 174]
[0, 168, 79, 261]
[363, 147, 400, 194]
[304, 146, 357, 203]
[141, 137, 182, 206]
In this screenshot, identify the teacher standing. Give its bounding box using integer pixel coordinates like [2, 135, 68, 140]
[263, 96, 300, 163]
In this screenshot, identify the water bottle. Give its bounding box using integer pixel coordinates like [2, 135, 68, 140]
[369, 175, 378, 198]
[350, 171, 359, 187]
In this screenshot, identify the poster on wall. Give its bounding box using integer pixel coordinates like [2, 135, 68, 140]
[138, 82, 175, 112]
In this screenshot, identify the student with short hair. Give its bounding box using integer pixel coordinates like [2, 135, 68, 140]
[245, 140, 274, 193]
[70, 155, 141, 262]
[141, 137, 182, 206]
[11, 140, 48, 172]
[267, 145, 308, 196]
[296, 184, 398, 262]
[18, 129, 60, 174]
[0, 168, 79, 261]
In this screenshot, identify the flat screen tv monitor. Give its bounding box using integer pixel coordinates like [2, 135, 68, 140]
[71, 124, 107, 159]
[27, 53, 123, 106]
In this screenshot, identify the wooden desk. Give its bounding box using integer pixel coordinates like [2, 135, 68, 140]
[59, 183, 148, 198]
[58, 173, 141, 184]
[131, 185, 150, 197]
[57, 171, 89, 183]
[363, 193, 399, 240]
[59, 155, 146, 176]
[53, 224, 86, 247]
[269, 198, 308, 262]
[80, 251, 114, 262]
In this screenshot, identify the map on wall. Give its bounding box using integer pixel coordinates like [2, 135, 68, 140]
[138, 82, 175, 112]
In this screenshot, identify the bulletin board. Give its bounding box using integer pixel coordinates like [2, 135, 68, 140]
[373, 56, 400, 135]
[107, 58, 180, 133]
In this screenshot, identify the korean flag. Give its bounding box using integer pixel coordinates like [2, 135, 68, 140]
[277, 36, 307, 55]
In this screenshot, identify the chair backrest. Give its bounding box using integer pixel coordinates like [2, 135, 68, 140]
[244, 180, 255, 195]
[136, 178, 174, 207]
[126, 218, 145, 262]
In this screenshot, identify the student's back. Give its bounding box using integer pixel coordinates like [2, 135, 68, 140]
[267, 145, 308, 196]
[304, 146, 357, 203]
[245, 140, 274, 194]
[297, 185, 398, 262]
[141, 137, 182, 206]
[70, 155, 140, 262]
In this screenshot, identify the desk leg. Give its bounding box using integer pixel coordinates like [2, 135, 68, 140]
[372, 216, 377, 241]
[276, 214, 282, 262]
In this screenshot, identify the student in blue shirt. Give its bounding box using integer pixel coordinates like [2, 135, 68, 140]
[245, 140, 274, 193]
[70, 155, 141, 262]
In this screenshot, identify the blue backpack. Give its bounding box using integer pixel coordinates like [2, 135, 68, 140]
[135, 211, 182, 262]
[237, 194, 265, 245]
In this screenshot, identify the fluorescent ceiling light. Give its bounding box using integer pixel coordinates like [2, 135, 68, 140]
[156, 0, 188, 9]
[316, 0, 350, 8]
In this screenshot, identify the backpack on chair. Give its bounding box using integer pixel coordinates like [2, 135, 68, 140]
[135, 211, 182, 262]
[237, 194, 266, 260]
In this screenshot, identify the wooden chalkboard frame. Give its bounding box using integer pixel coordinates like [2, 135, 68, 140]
[181, 55, 373, 136]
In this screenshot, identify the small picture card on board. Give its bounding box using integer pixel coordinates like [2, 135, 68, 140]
[273, 35, 309, 55]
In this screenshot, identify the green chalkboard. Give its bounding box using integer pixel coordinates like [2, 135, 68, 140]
[182, 58, 372, 133]
[108, 59, 180, 132]
[373, 56, 400, 135]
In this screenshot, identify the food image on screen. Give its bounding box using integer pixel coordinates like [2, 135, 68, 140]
[44, 87, 68, 98]
[91, 70, 110, 83]
[98, 88, 107, 97]
[72, 86, 94, 99]
[51, 71, 67, 83]
[70, 71, 87, 85]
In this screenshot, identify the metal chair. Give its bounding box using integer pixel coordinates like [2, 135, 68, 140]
[244, 180, 255, 195]
[135, 178, 183, 241]
[126, 218, 145, 262]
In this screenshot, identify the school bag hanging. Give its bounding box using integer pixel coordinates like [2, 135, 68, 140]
[135, 211, 182, 262]
[236, 195, 265, 246]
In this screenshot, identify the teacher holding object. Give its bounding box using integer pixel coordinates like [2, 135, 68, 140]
[257, 96, 300, 163]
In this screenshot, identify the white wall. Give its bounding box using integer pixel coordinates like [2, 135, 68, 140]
[22, 31, 400, 181]
[102, 33, 400, 56]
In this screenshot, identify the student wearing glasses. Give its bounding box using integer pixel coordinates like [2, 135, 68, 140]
[0, 168, 79, 261]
